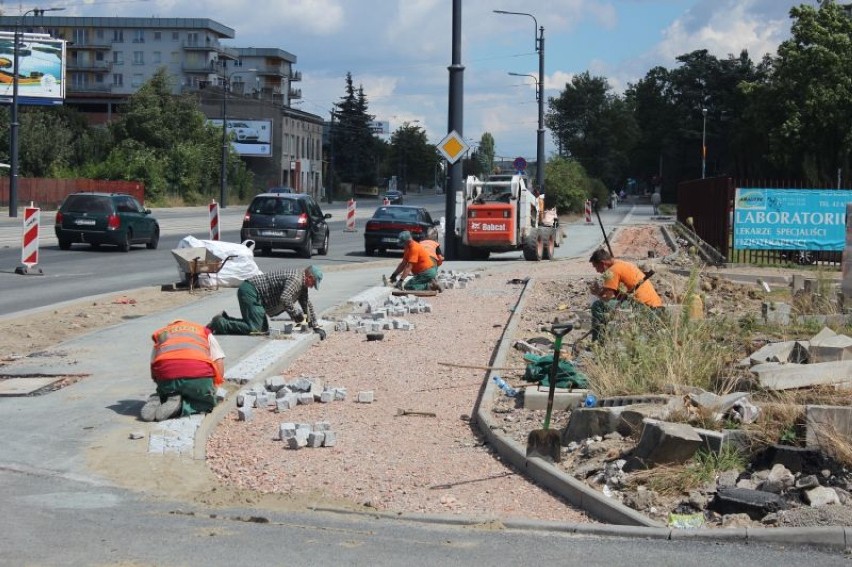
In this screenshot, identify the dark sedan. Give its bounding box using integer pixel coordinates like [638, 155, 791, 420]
[364, 205, 440, 255]
[382, 190, 403, 205]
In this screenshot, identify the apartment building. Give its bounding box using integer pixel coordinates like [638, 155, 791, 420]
[0, 15, 323, 196]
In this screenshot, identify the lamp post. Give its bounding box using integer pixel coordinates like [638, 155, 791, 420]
[9, 6, 64, 218]
[701, 107, 707, 179]
[495, 10, 545, 194]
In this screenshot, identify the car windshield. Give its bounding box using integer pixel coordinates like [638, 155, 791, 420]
[61, 195, 112, 213]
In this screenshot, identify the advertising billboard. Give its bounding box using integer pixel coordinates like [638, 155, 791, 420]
[733, 188, 852, 251]
[209, 118, 272, 157]
[0, 32, 66, 106]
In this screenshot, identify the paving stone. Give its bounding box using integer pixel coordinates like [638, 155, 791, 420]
[286, 430, 309, 449]
[279, 422, 296, 439]
[237, 406, 253, 422]
[357, 391, 374, 403]
[710, 487, 788, 520]
[307, 431, 325, 447]
[297, 393, 314, 405]
[322, 431, 338, 447]
[266, 376, 287, 392]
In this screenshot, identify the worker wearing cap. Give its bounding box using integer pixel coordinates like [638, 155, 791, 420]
[208, 265, 327, 339]
[389, 231, 441, 292]
[588, 248, 662, 342]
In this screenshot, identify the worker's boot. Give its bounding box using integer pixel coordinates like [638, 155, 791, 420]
[140, 394, 161, 422]
[429, 279, 443, 293]
[155, 395, 183, 421]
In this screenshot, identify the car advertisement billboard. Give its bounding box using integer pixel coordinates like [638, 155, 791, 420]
[0, 32, 66, 106]
[733, 187, 852, 251]
[208, 118, 272, 157]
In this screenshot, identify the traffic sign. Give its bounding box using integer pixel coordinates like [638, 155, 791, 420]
[437, 130, 469, 164]
[513, 156, 527, 172]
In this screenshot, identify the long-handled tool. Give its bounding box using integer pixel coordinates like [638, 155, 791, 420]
[571, 269, 656, 356]
[527, 322, 573, 462]
[594, 204, 614, 257]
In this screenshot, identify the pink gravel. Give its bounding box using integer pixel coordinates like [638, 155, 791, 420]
[206, 259, 595, 523]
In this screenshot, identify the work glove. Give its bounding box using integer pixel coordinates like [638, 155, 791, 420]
[313, 327, 327, 340]
[389, 274, 398, 283]
[293, 313, 306, 325]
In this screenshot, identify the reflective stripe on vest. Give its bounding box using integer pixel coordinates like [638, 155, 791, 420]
[151, 321, 222, 385]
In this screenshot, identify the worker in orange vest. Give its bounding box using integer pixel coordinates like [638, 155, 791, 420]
[419, 238, 444, 267]
[142, 319, 225, 421]
[389, 231, 442, 292]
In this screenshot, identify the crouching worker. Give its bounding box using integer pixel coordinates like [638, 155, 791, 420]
[588, 248, 662, 342]
[141, 319, 225, 422]
[207, 265, 326, 340]
[389, 231, 441, 292]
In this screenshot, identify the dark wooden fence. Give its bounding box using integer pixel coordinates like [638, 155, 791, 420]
[0, 178, 146, 210]
[676, 177, 843, 268]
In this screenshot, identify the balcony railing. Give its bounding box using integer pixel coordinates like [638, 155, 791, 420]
[288, 87, 302, 99]
[67, 83, 114, 94]
[66, 61, 113, 72]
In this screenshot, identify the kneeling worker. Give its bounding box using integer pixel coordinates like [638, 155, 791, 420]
[207, 265, 326, 340]
[588, 248, 662, 341]
[389, 231, 441, 291]
[142, 319, 225, 422]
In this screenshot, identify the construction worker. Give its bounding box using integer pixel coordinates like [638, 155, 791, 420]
[419, 238, 444, 267]
[588, 248, 662, 342]
[207, 265, 327, 339]
[389, 231, 441, 292]
[142, 319, 225, 422]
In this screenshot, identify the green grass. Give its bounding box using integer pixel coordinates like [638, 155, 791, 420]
[631, 445, 747, 495]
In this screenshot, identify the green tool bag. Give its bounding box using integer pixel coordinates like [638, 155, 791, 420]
[522, 353, 589, 389]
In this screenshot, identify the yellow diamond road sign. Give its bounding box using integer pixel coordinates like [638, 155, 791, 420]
[437, 130, 469, 164]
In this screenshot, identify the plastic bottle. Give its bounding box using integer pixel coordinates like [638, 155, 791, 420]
[583, 393, 598, 408]
[492, 375, 518, 397]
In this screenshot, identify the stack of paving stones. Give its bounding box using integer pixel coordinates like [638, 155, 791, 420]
[276, 421, 337, 449]
[234, 375, 347, 421]
[435, 269, 478, 290]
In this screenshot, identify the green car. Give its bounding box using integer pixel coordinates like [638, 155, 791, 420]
[54, 192, 160, 252]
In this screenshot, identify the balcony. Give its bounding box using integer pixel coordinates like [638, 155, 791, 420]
[66, 60, 113, 73]
[67, 83, 114, 94]
[182, 62, 215, 74]
[290, 70, 302, 82]
[68, 40, 112, 51]
[288, 87, 302, 100]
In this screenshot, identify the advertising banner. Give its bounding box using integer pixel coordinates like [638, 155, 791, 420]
[733, 188, 852, 251]
[209, 118, 272, 157]
[0, 32, 66, 106]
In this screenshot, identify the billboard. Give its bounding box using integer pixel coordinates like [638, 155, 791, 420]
[0, 32, 66, 106]
[369, 120, 390, 135]
[733, 188, 852, 251]
[208, 118, 272, 157]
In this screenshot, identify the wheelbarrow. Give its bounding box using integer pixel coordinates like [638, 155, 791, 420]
[171, 247, 236, 293]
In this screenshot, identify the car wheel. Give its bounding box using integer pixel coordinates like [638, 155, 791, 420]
[299, 238, 313, 259]
[90, 242, 100, 249]
[58, 238, 72, 251]
[378, 248, 387, 256]
[146, 227, 160, 250]
[318, 231, 330, 256]
[118, 230, 131, 253]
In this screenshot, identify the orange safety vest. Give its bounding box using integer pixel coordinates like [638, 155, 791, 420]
[151, 320, 223, 386]
[419, 239, 444, 266]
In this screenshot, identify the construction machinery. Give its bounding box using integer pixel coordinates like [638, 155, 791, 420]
[454, 174, 561, 261]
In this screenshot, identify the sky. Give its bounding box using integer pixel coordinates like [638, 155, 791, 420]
[37, 0, 820, 162]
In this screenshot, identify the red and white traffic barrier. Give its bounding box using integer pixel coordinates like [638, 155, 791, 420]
[584, 200, 592, 224]
[209, 200, 220, 241]
[15, 205, 43, 275]
[382, 197, 390, 206]
[345, 198, 357, 232]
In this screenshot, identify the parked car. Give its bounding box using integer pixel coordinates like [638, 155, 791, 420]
[54, 192, 159, 252]
[240, 193, 331, 258]
[364, 205, 440, 256]
[227, 121, 260, 142]
[382, 189, 403, 205]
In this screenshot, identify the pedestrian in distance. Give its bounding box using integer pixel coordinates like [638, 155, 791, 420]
[389, 231, 442, 292]
[587, 248, 663, 342]
[208, 265, 327, 340]
[141, 319, 225, 422]
[651, 191, 661, 215]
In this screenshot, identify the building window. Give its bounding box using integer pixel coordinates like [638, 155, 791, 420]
[133, 29, 144, 43]
[95, 52, 104, 63]
[187, 32, 199, 46]
[112, 51, 123, 65]
[131, 74, 144, 88]
[133, 51, 144, 65]
[113, 74, 123, 86]
[95, 74, 104, 84]
[96, 29, 104, 40]
[154, 31, 161, 41]
[172, 31, 179, 41]
[112, 29, 123, 43]
[152, 51, 161, 64]
[73, 29, 89, 45]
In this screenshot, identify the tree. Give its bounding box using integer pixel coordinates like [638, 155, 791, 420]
[478, 132, 495, 176]
[544, 156, 604, 213]
[329, 73, 378, 187]
[388, 122, 438, 191]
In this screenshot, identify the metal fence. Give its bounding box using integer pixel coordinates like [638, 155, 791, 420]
[676, 177, 843, 268]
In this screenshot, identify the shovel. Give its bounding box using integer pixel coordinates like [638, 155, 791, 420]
[526, 322, 573, 462]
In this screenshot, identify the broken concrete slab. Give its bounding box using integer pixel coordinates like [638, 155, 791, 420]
[710, 487, 787, 520]
[752, 444, 826, 475]
[693, 427, 751, 454]
[811, 326, 838, 343]
[762, 302, 791, 325]
[805, 405, 852, 450]
[523, 386, 587, 411]
[562, 407, 624, 444]
[809, 334, 852, 363]
[750, 360, 852, 390]
[632, 419, 703, 466]
[617, 403, 672, 438]
[749, 341, 809, 365]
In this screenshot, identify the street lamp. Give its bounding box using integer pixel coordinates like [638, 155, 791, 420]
[494, 10, 545, 194]
[701, 107, 708, 179]
[9, 6, 64, 218]
[216, 60, 254, 208]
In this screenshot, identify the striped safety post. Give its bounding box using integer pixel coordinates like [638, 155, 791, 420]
[382, 197, 390, 206]
[209, 200, 220, 241]
[15, 205, 43, 275]
[584, 200, 592, 224]
[344, 198, 357, 232]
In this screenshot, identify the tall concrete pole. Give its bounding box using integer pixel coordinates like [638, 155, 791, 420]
[445, 0, 464, 260]
[536, 26, 545, 194]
